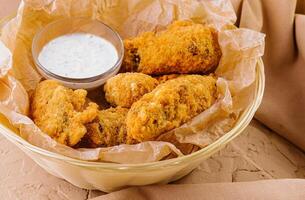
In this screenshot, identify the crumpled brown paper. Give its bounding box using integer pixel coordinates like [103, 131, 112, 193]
[89, 179, 305, 200]
[0, 0, 264, 164]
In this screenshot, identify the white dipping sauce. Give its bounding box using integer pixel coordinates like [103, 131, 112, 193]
[38, 33, 118, 79]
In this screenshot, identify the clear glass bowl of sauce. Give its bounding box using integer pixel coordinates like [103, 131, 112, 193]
[32, 18, 124, 89]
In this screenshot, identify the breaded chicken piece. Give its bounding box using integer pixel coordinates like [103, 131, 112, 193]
[104, 73, 158, 108]
[31, 80, 99, 146]
[122, 20, 222, 75]
[126, 75, 217, 142]
[83, 107, 136, 147]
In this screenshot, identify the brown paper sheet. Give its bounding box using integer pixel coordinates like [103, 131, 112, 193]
[90, 179, 305, 200]
[0, 0, 264, 163]
[230, 0, 305, 151]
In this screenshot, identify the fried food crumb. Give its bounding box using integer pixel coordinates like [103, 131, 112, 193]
[126, 75, 217, 142]
[155, 74, 182, 84]
[84, 107, 136, 147]
[122, 20, 222, 75]
[104, 72, 158, 108]
[31, 80, 99, 146]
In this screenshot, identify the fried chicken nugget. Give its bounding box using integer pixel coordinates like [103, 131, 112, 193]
[126, 75, 217, 142]
[31, 80, 99, 146]
[84, 107, 136, 147]
[104, 73, 158, 108]
[122, 20, 222, 75]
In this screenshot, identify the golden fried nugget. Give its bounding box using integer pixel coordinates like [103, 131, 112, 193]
[31, 80, 99, 146]
[104, 73, 158, 108]
[85, 107, 136, 147]
[122, 20, 222, 75]
[126, 75, 217, 142]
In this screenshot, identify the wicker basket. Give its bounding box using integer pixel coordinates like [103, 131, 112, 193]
[0, 15, 265, 192]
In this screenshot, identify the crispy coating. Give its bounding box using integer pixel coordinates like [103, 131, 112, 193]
[126, 75, 217, 142]
[31, 80, 99, 146]
[155, 73, 216, 84]
[84, 107, 136, 147]
[155, 74, 182, 84]
[104, 73, 159, 108]
[123, 32, 154, 72]
[122, 20, 222, 75]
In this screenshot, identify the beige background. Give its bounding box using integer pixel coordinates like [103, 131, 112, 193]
[0, 0, 19, 18]
[0, 1, 305, 199]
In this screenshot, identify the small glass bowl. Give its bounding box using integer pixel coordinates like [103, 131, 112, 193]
[32, 18, 124, 89]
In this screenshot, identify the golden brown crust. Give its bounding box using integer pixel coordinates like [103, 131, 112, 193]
[84, 107, 136, 147]
[122, 20, 222, 75]
[104, 73, 159, 108]
[31, 80, 99, 146]
[121, 32, 155, 73]
[126, 75, 217, 142]
[155, 74, 182, 84]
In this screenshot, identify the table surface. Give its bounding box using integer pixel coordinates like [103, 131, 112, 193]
[0, 1, 305, 199]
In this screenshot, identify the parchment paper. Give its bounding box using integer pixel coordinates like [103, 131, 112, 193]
[0, 0, 265, 164]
